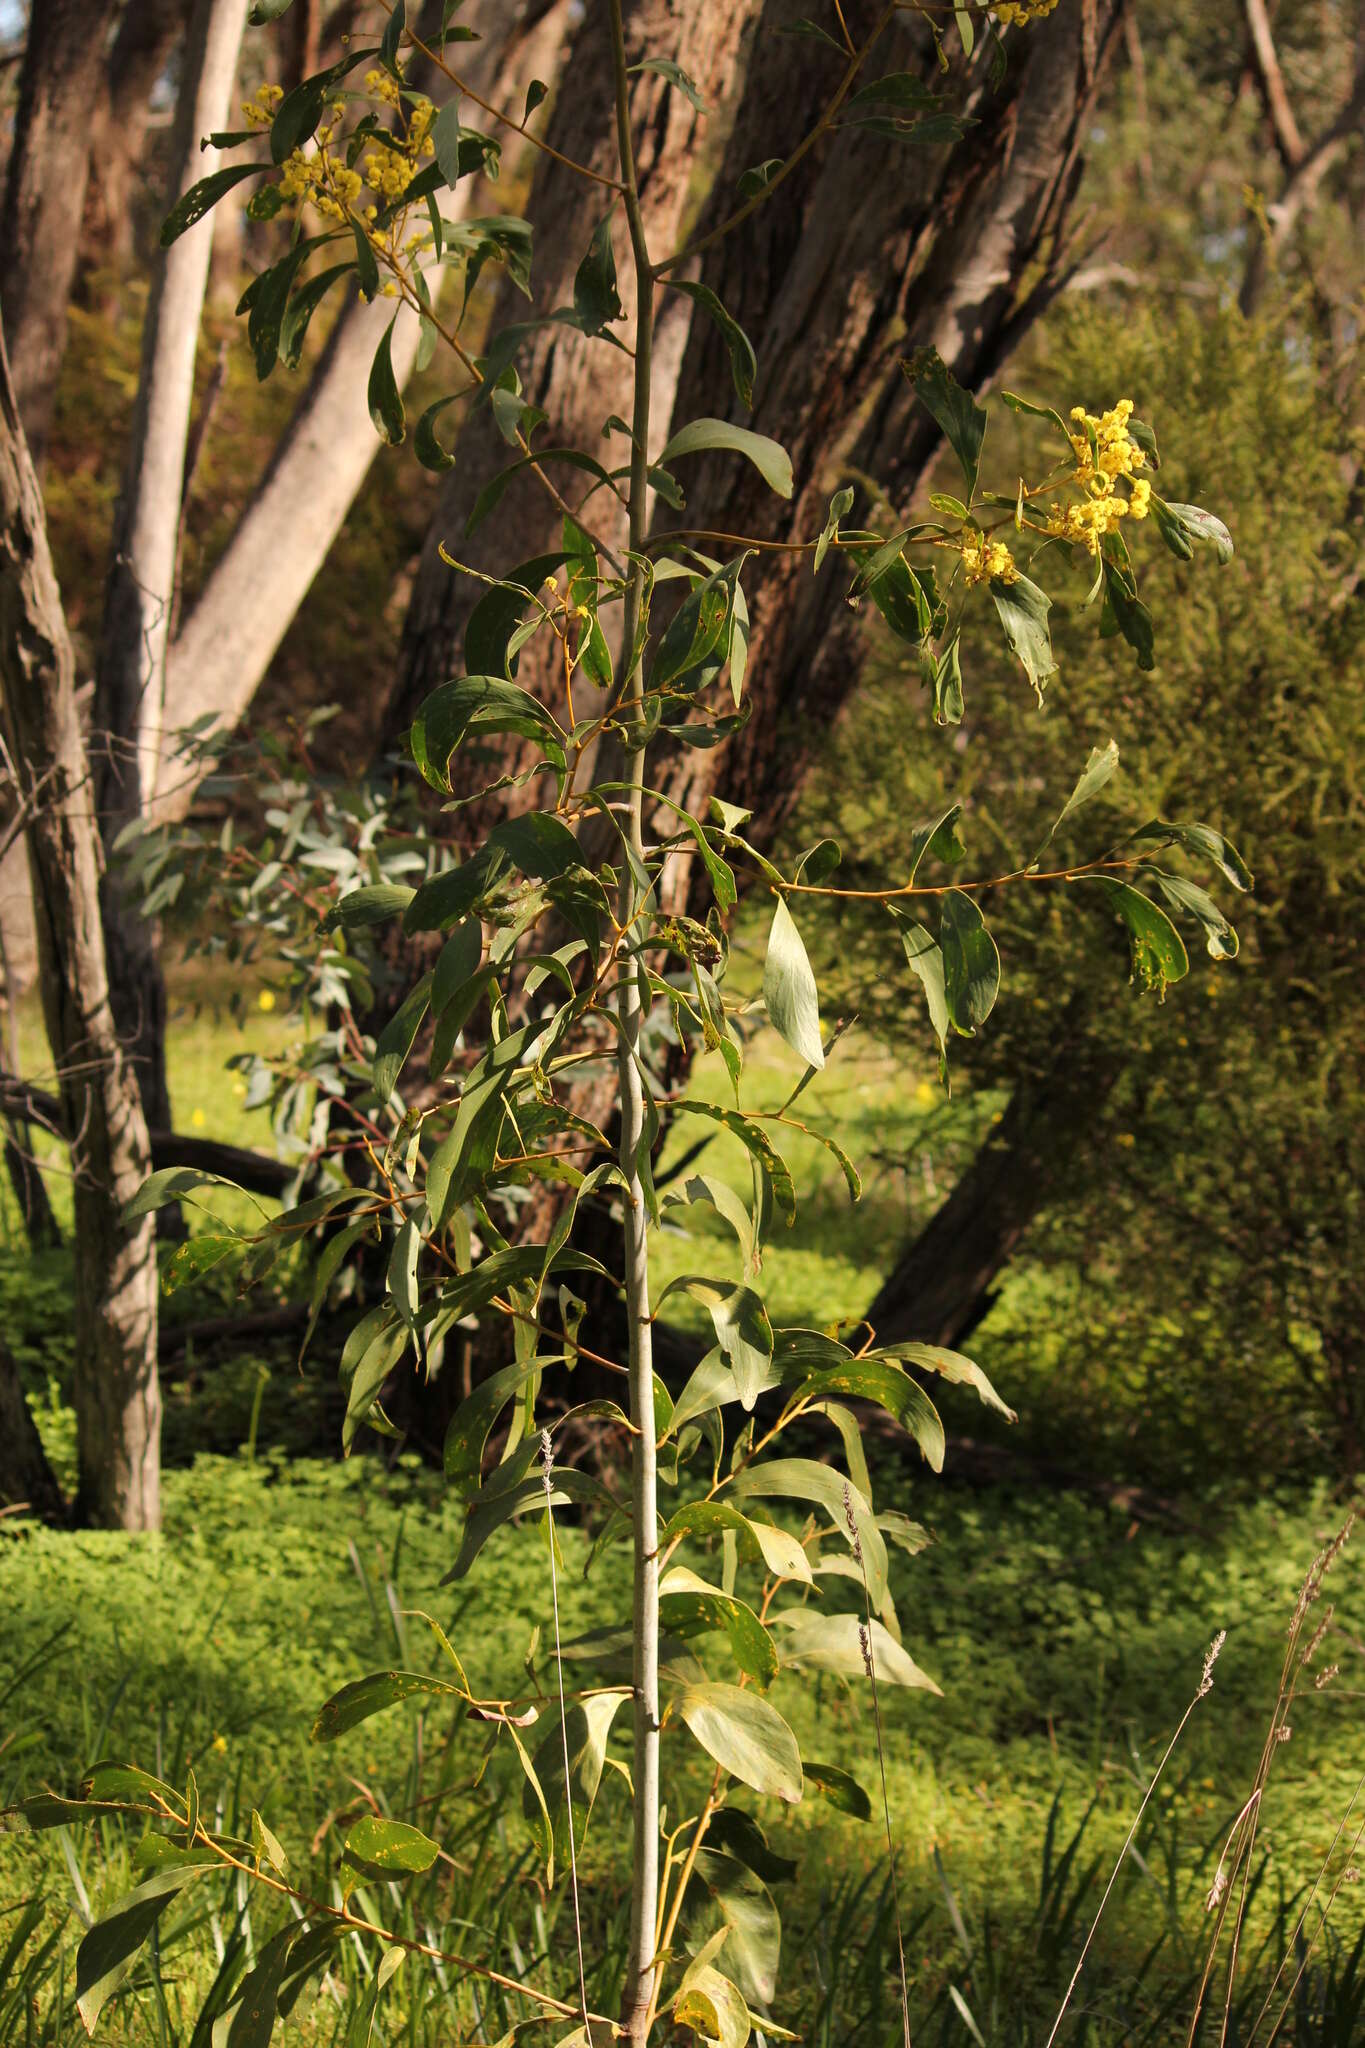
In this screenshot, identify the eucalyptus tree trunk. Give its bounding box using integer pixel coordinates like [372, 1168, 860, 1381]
[156, 0, 570, 821]
[0, 0, 124, 460]
[866, 1023, 1121, 1350]
[652, 0, 1125, 875]
[92, 0, 245, 1138]
[383, 0, 751, 744]
[0, 316, 160, 1533]
[85, 0, 187, 276]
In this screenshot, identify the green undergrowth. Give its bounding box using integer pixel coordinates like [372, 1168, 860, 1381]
[2, 1455, 1361, 2043]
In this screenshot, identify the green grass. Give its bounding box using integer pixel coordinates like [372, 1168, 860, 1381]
[3, 1451, 1361, 2043]
[2, 968, 1362, 2043]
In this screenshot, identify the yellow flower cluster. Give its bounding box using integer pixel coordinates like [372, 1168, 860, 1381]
[362, 90, 435, 204]
[279, 140, 362, 221]
[241, 81, 283, 128]
[1037, 398, 1152, 557]
[1068, 398, 1146, 492]
[959, 534, 1018, 586]
[992, 0, 1060, 22]
[364, 67, 405, 109]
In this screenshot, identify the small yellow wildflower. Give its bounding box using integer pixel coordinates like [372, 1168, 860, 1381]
[258, 989, 277, 1012]
[191, 1107, 207, 1129]
[1129, 476, 1152, 519]
[241, 82, 283, 128]
[959, 533, 1018, 586]
[914, 1079, 937, 1109]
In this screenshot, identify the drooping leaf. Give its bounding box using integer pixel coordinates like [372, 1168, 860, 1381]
[939, 891, 1000, 1035]
[573, 214, 623, 335]
[803, 1760, 872, 1819]
[523, 1688, 630, 1875]
[1157, 500, 1234, 563]
[904, 347, 987, 499]
[1125, 820, 1253, 893]
[1089, 878, 1190, 994]
[312, 1670, 464, 1743]
[659, 1567, 779, 1687]
[894, 916, 949, 1068]
[368, 317, 406, 444]
[730, 1460, 887, 1607]
[763, 899, 824, 1068]
[1150, 870, 1239, 959]
[678, 1684, 803, 1802]
[770, 1610, 941, 1692]
[160, 163, 265, 246]
[76, 1870, 201, 2031]
[320, 883, 416, 931]
[659, 418, 793, 500]
[631, 56, 705, 107]
[666, 281, 756, 408]
[373, 972, 432, 1102]
[990, 573, 1056, 699]
[883, 1342, 1016, 1421]
[658, 1278, 775, 1410]
[787, 1358, 944, 1471]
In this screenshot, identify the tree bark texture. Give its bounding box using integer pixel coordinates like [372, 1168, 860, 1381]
[651, 0, 1125, 888]
[0, 0, 124, 461]
[383, 0, 752, 746]
[0, 315, 160, 1533]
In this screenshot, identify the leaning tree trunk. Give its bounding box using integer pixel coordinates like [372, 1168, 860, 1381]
[92, 0, 245, 1139]
[865, 1022, 1121, 1350]
[155, 0, 570, 821]
[0, 315, 161, 1533]
[0, 0, 124, 461]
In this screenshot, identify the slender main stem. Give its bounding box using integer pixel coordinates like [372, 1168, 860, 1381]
[606, 5, 660, 2042]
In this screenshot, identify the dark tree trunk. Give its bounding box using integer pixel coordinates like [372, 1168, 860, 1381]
[84, 0, 186, 276]
[0, 0, 123, 460]
[0, 313, 161, 1532]
[866, 1029, 1122, 1350]
[652, 0, 1125, 875]
[0, 1338, 65, 1520]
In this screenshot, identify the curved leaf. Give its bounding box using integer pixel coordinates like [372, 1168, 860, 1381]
[678, 1683, 803, 1802]
[763, 899, 824, 1068]
[660, 1566, 779, 1687]
[660, 418, 793, 500]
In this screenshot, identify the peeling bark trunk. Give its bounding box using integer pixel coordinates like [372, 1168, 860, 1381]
[92, 0, 245, 1140]
[0, 0, 123, 460]
[652, 0, 1124, 877]
[0, 314, 160, 1532]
